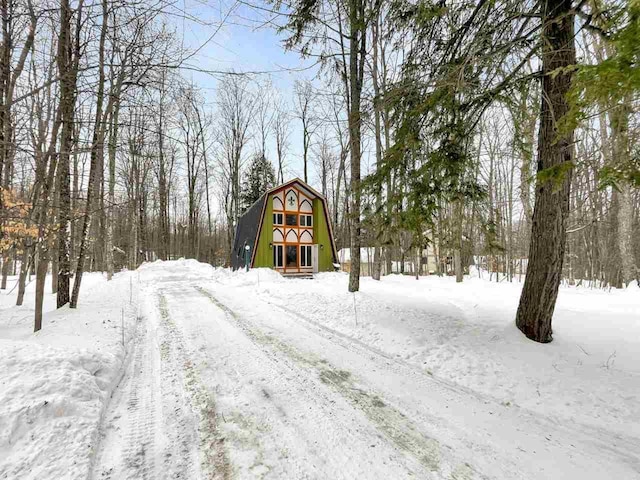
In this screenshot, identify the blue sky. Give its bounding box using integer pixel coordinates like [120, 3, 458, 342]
[171, 0, 323, 186]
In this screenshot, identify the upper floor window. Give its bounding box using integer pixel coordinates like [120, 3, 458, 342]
[300, 215, 313, 227]
[273, 213, 283, 225]
[286, 214, 298, 226]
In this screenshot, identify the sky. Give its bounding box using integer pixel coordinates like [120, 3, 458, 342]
[169, 0, 325, 189]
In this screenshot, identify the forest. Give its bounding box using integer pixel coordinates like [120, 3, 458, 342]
[0, 0, 638, 343]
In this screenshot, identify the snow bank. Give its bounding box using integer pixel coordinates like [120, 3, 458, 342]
[0, 342, 120, 479]
[0, 271, 138, 480]
[212, 267, 640, 439]
[138, 257, 215, 281]
[210, 267, 284, 286]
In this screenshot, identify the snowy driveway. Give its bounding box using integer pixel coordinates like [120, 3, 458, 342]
[91, 262, 640, 479]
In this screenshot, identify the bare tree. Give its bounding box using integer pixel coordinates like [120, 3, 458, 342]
[294, 79, 316, 184]
[273, 96, 291, 184]
[216, 75, 254, 262]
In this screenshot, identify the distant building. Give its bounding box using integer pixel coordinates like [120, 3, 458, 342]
[338, 246, 438, 276]
[231, 178, 338, 275]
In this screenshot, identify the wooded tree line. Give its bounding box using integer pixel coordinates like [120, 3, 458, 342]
[0, 0, 638, 342]
[279, 0, 639, 343]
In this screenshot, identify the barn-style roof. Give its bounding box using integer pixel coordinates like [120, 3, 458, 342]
[230, 178, 337, 270]
[231, 192, 268, 270]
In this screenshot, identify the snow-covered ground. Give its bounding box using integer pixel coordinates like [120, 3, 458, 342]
[242, 268, 640, 438]
[1, 260, 639, 479]
[0, 271, 139, 480]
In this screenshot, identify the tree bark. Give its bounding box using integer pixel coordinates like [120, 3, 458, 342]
[106, 89, 121, 278]
[454, 200, 464, 283]
[371, 11, 383, 281]
[70, 0, 105, 308]
[515, 0, 576, 343]
[56, 0, 77, 307]
[16, 245, 31, 306]
[347, 0, 366, 293]
[610, 99, 637, 287]
[157, 69, 169, 261]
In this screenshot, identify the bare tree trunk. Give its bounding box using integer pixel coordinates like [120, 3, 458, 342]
[454, 200, 464, 283]
[0, 253, 9, 289]
[106, 111, 116, 278]
[295, 81, 314, 184]
[157, 72, 169, 261]
[71, 0, 105, 308]
[50, 198, 58, 294]
[0, 0, 35, 285]
[610, 100, 637, 287]
[16, 245, 31, 306]
[515, 0, 576, 343]
[34, 250, 48, 331]
[347, 0, 366, 293]
[371, 12, 383, 281]
[56, 0, 77, 307]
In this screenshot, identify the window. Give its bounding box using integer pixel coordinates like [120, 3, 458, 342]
[273, 213, 283, 225]
[286, 245, 297, 267]
[273, 244, 283, 267]
[300, 245, 312, 267]
[300, 215, 313, 227]
[285, 214, 298, 226]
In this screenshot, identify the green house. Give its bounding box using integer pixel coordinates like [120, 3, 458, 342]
[231, 179, 338, 275]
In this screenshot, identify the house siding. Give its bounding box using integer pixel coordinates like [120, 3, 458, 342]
[247, 185, 336, 272]
[313, 198, 335, 272]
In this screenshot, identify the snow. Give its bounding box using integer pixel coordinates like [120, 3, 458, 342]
[1, 260, 639, 479]
[253, 270, 640, 438]
[0, 271, 139, 480]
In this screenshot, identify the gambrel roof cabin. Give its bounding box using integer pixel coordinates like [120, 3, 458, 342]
[231, 179, 338, 275]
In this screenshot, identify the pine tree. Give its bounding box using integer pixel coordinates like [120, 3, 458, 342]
[240, 154, 276, 212]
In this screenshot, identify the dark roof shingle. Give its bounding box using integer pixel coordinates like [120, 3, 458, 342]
[231, 194, 266, 270]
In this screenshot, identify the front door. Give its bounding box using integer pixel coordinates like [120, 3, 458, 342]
[286, 245, 297, 269]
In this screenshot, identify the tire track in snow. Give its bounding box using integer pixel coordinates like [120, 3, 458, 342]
[122, 316, 159, 480]
[92, 287, 230, 480]
[92, 314, 161, 480]
[260, 295, 640, 471]
[157, 291, 231, 480]
[195, 286, 479, 479]
[260, 294, 489, 400]
[167, 284, 413, 479]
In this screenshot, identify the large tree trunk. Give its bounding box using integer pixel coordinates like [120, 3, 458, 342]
[617, 181, 636, 286]
[515, 0, 576, 343]
[56, 0, 74, 307]
[347, 0, 365, 293]
[106, 102, 119, 279]
[371, 12, 383, 281]
[610, 100, 637, 287]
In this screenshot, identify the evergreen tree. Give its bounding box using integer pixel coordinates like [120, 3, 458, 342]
[567, 0, 640, 189]
[240, 154, 276, 212]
